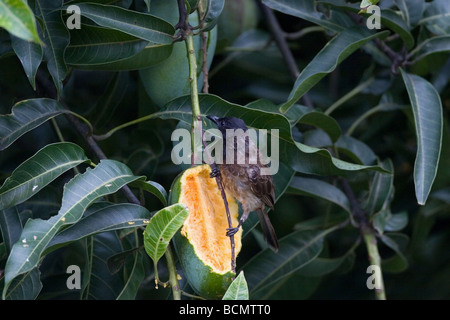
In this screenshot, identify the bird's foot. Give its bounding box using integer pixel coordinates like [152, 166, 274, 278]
[226, 226, 241, 237]
[210, 166, 221, 178]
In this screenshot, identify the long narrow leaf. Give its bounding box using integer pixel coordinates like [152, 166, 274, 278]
[0, 142, 88, 211]
[241, 229, 334, 295]
[47, 203, 151, 252]
[2, 160, 144, 298]
[280, 28, 389, 113]
[0, 0, 41, 43]
[35, 0, 69, 98]
[0, 98, 67, 150]
[400, 69, 443, 205]
[74, 3, 175, 44]
[222, 271, 249, 300]
[143, 203, 189, 265]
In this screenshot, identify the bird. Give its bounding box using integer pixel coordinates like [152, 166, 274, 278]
[206, 115, 279, 252]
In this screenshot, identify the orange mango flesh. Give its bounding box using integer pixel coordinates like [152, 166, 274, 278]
[179, 165, 242, 274]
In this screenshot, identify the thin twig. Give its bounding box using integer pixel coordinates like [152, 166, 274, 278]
[201, 128, 237, 274]
[339, 177, 386, 300]
[257, 1, 313, 109]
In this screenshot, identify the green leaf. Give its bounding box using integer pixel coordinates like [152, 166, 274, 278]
[380, 233, 409, 273]
[0, 142, 88, 211]
[400, 69, 443, 205]
[287, 176, 351, 214]
[319, 0, 414, 49]
[143, 203, 189, 266]
[364, 159, 394, 215]
[0, 98, 67, 151]
[2, 159, 144, 298]
[222, 271, 249, 300]
[35, 0, 70, 98]
[82, 232, 124, 299]
[411, 35, 450, 64]
[394, 0, 425, 28]
[10, 34, 43, 90]
[262, 0, 346, 32]
[241, 229, 334, 296]
[420, 0, 450, 35]
[162, 94, 389, 176]
[64, 25, 148, 67]
[280, 27, 389, 113]
[130, 180, 168, 206]
[202, 0, 224, 31]
[0, 206, 22, 254]
[47, 203, 151, 252]
[4, 267, 42, 300]
[0, 0, 41, 43]
[74, 3, 175, 44]
[298, 111, 342, 143]
[116, 251, 145, 300]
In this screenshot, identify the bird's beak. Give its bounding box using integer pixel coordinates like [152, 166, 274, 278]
[206, 115, 219, 125]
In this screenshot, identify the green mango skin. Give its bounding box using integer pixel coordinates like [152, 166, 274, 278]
[169, 167, 236, 300]
[216, 0, 259, 53]
[139, 1, 217, 108]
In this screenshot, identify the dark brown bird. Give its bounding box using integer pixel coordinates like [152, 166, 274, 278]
[207, 115, 279, 252]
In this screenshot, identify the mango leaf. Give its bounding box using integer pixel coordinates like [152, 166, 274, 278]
[364, 159, 394, 215]
[10, 34, 43, 90]
[2, 160, 144, 298]
[241, 228, 338, 296]
[202, 0, 224, 31]
[420, 0, 450, 35]
[394, 0, 424, 28]
[0, 98, 67, 151]
[47, 203, 151, 252]
[222, 271, 249, 300]
[400, 69, 443, 205]
[280, 28, 389, 113]
[0, 206, 22, 254]
[287, 176, 351, 214]
[82, 231, 125, 299]
[0, 142, 88, 211]
[35, 0, 69, 98]
[262, 0, 346, 32]
[65, 25, 148, 66]
[298, 111, 342, 143]
[143, 203, 189, 267]
[64, 25, 174, 70]
[410, 35, 450, 64]
[3, 268, 42, 300]
[380, 233, 409, 273]
[74, 3, 175, 44]
[318, 0, 414, 49]
[116, 251, 145, 300]
[130, 180, 168, 206]
[0, 0, 41, 43]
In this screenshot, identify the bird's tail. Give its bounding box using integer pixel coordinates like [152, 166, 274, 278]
[257, 208, 279, 252]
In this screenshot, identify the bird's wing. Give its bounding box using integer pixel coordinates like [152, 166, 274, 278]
[248, 165, 275, 209]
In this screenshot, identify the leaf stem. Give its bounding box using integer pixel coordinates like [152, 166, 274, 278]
[362, 227, 386, 300]
[165, 244, 181, 300]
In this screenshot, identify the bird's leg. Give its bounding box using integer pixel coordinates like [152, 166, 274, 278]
[226, 211, 247, 236]
[226, 220, 242, 237]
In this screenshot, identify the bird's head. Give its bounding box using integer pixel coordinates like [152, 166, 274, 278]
[207, 115, 248, 133]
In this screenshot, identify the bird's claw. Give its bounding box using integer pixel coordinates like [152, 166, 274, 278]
[210, 166, 221, 178]
[226, 226, 240, 237]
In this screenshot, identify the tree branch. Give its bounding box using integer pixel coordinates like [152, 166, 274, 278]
[257, 1, 313, 108]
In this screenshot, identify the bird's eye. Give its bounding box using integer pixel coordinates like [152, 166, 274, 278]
[220, 120, 226, 127]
